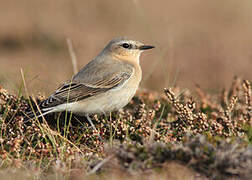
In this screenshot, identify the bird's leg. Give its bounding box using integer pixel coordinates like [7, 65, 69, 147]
[86, 114, 97, 131]
[85, 114, 102, 140]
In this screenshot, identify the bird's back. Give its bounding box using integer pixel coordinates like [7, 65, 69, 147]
[73, 52, 132, 83]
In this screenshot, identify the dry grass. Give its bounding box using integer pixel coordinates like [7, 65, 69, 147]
[0, 77, 251, 179]
[0, 1, 252, 179]
[163, 77, 251, 140]
[0, 0, 252, 94]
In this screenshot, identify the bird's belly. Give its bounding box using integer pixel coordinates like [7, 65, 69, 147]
[56, 84, 138, 114]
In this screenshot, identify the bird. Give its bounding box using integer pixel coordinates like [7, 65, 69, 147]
[25, 37, 154, 124]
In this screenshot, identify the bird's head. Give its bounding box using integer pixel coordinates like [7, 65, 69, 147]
[104, 37, 154, 63]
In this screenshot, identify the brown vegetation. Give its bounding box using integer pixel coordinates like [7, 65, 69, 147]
[0, 77, 251, 179]
[0, 0, 252, 94]
[0, 1, 252, 179]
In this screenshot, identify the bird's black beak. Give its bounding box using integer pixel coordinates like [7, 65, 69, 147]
[139, 45, 155, 50]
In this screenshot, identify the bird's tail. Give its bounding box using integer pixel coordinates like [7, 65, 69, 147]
[23, 108, 54, 123]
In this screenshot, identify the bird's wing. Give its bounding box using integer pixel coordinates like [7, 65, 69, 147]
[40, 68, 133, 109]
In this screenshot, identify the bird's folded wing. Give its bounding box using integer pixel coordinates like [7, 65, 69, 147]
[40, 71, 132, 109]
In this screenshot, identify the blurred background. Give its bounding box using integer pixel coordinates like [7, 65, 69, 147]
[0, 0, 251, 95]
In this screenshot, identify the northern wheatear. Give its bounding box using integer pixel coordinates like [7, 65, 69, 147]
[25, 37, 154, 122]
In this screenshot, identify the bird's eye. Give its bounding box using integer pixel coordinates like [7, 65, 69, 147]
[121, 43, 131, 49]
